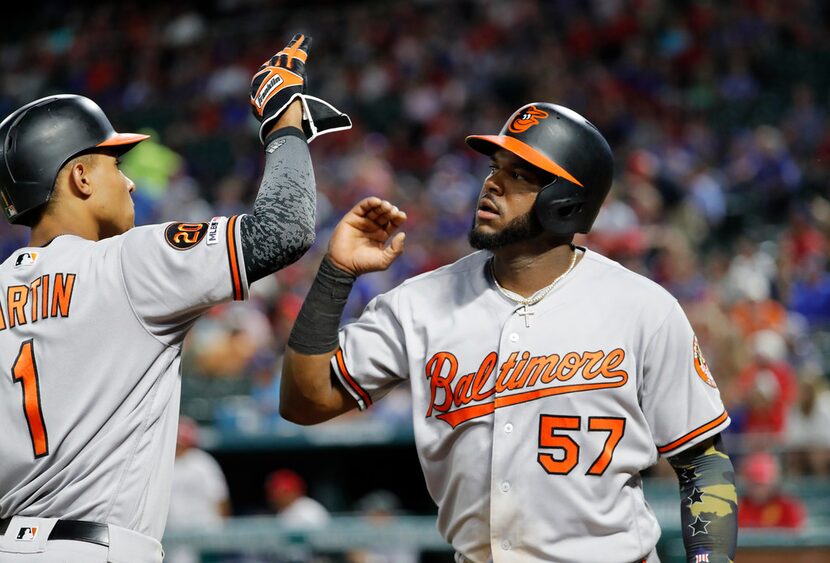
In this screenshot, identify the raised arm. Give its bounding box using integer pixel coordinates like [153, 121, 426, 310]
[239, 33, 351, 283]
[240, 101, 315, 283]
[281, 197, 407, 425]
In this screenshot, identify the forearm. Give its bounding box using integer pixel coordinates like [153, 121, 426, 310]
[239, 125, 316, 283]
[668, 434, 738, 563]
[281, 348, 355, 424]
[281, 256, 359, 423]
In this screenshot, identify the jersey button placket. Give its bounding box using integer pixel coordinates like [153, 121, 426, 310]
[491, 324, 519, 557]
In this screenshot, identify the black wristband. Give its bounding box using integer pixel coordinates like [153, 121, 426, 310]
[287, 256, 356, 354]
[264, 126, 306, 150]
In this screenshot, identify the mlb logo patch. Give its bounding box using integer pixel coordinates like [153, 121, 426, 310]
[14, 251, 38, 268]
[695, 554, 709, 563]
[207, 217, 221, 246]
[16, 527, 38, 541]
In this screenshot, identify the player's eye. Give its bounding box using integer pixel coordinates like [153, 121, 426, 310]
[487, 164, 498, 176]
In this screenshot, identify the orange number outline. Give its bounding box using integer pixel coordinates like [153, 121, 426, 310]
[537, 414, 625, 476]
[12, 340, 49, 458]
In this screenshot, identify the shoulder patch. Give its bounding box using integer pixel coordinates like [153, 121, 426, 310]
[693, 336, 717, 388]
[165, 222, 209, 250]
[14, 251, 39, 268]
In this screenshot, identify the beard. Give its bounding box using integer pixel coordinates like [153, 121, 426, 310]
[468, 208, 545, 250]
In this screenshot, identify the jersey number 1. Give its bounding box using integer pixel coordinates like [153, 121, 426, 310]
[12, 340, 49, 458]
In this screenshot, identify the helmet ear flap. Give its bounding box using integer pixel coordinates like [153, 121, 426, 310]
[533, 177, 597, 236]
[556, 202, 583, 219]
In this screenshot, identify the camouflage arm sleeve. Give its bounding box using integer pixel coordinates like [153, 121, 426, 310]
[668, 433, 738, 563]
[239, 127, 316, 284]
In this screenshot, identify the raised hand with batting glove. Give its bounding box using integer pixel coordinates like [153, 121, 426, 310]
[251, 33, 351, 144]
[250, 33, 310, 143]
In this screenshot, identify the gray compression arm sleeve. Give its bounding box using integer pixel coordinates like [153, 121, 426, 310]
[239, 127, 316, 284]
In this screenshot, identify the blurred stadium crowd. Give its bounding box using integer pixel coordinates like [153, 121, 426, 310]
[2, 0, 830, 530]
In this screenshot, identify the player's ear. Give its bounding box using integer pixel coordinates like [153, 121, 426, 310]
[60, 154, 96, 198]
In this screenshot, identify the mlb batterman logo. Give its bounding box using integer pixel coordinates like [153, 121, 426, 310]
[693, 336, 717, 388]
[508, 105, 549, 133]
[14, 251, 39, 268]
[16, 527, 38, 541]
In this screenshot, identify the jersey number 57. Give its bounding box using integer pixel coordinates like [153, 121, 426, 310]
[538, 415, 625, 476]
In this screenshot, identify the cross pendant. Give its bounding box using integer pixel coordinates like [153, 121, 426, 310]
[518, 304, 534, 328]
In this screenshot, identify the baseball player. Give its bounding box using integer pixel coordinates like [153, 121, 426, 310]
[280, 103, 738, 562]
[0, 34, 349, 562]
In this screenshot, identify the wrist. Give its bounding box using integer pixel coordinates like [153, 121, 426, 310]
[263, 126, 306, 150]
[325, 254, 358, 278]
[287, 255, 356, 355]
[268, 98, 304, 135]
[319, 255, 357, 289]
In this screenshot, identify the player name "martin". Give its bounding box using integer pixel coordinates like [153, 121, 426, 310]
[426, 349, 629, 427]
[0, 273, 76, 329]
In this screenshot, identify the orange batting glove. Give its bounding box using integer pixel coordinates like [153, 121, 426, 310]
[250, 33, 311, 143]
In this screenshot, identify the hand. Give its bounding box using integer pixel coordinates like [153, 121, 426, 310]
[250, 33, 311, 143]
[328, 197, 407, 276]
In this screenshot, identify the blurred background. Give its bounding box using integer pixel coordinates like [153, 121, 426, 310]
[2, 0, 830, 561]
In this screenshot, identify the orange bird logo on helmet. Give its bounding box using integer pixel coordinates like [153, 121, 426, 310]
[508, 105, 549, 133]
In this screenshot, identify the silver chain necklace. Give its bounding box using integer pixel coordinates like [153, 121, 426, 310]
[490, 245, 579, 328]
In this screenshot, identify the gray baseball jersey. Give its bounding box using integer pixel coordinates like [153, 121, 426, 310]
[332, 248, 729, 563]
[0, 216, 247, 541]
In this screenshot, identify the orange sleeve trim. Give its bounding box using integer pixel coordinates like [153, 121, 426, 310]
[335, 348, 372, 408]
[225, 216, 244, 301]
[657, 410, 729, 454]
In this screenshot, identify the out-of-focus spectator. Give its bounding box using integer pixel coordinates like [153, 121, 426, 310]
[346, 490, 418, 563]
[733, 330, 798, 443]
[779, 206, 826, 270]
[187, 303, 274, 379]
[786, 373, 830, 476]
[721, 237, 777, 307]
[167, 417, 231, 563]
[652, 229, 710, 303]
[168, 417, 231, 526]
[728, 294, 789, 339]
[738, 452, 806, 530]
[788, 255, 830, 330]
[266, 469, 330, 530]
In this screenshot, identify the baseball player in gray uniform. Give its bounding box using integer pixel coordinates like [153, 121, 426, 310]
[0, 34, 349, 562]
[280, 103, 738, 562]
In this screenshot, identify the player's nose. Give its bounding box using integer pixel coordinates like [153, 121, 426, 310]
[126, 176, 136, 194]
[483, 171, 505, 196]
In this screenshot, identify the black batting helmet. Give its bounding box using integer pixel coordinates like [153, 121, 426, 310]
[466, 102, 613, 237]
[0, 94, 149, 225]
